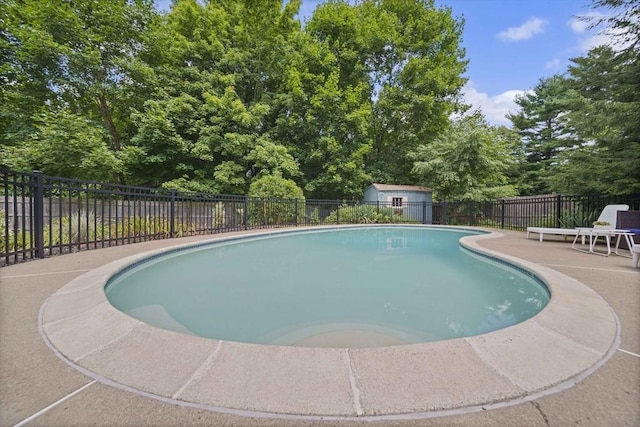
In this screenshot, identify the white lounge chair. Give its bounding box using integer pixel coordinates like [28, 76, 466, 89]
[632, 243, 640, 268]
[526, 204, 629, 242]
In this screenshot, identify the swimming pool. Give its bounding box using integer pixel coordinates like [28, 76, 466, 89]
[40, 226, 618, 418]
[105, 226, 549, 347]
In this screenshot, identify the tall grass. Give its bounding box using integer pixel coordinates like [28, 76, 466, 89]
[0, 209, 5, 251]
[0, 209, 201, 254]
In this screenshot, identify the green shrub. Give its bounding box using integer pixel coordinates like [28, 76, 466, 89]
[210, 202, 244, 229]
[0, 208, 34, 252]
[126, 215, 173, 238]
[324, 204, 395, 224]
[558, 207, 598, 228]
[305, 207, 321, 225]
[249, 173, 305, 226]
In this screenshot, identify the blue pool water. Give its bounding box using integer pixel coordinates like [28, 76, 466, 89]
[105, 227, 549, 347]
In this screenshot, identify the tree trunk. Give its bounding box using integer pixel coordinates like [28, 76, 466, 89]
[97, 92, 126, 185]
[98, 92, 120, 151]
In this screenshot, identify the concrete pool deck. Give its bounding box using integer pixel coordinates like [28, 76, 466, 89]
[1, 227, 639, 426]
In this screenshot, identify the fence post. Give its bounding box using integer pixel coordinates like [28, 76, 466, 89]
[336, 200, 340, 224]
[244, 195, 249, 230]
[442, 201, 448, 225]
[555, 194, 562, 228]
[169, 189, 176, 237]
[501, 199, 506, 229]
[422, 201, 427, 224]
[33, 171, 45, 259]
[295, 199, 298, 226]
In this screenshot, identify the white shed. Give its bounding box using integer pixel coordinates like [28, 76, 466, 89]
[363, 183, 433, 223]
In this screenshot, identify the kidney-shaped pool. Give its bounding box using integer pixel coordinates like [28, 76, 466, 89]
[105, 226, 550, 347]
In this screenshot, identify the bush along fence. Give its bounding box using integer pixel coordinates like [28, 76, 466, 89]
[2, 169, 639, 266]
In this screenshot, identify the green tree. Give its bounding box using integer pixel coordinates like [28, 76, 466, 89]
[509, 0, 640, 196]
[2, 0, 469, 201]
[249, 172, 304, 199]
[363, 0, 467, 184]
[285, 0, 466, 197]
[495, 125, 527, 193]
[1, 0, 157, 183]
[549, 46, 640, 194]
[246, 137, 300, 179]
[507, 75, 576, 195]
[587, 0, 639, 51]
[248, 172, 305, 225]
[275, 2, 373, 199]
[1, 109, 120, 181]
[124, 0, 304, 194]
[411, 112, 517, 201]
[285, 68, 373, 199]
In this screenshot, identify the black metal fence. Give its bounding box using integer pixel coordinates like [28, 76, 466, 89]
[2, 169, 639, 266]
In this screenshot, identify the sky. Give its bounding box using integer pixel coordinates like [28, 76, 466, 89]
[432, 0, 610, 126]
[154, 0, 612, 126]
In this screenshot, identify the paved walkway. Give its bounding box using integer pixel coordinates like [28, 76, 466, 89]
[1, 229, 638, 426]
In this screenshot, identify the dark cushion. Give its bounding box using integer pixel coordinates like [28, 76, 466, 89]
[616, 211, 640, 249]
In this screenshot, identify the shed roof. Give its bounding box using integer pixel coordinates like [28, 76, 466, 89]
[369, 183, 432, 192]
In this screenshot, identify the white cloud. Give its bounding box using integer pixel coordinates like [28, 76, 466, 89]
[568, 13, 607, 51]
[568, 12, 606, 34]
[545, 58, 561, 70]
[496, 17, 549, 42]
[460, 82, 528, 127]
[578, 32, 609, 51]
[569, 19, 589, 34]
[568, 12, 634, 53]
[577, 26, 634, 52]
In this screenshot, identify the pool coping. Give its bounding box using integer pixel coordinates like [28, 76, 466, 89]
[38, 225, 620, 421]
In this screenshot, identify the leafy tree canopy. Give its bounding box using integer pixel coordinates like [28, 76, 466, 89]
[1, 109, 120, 181]
[412, 112, 518, 201]
[1, 0, 157, 184]
[6, 0, 637, 200]
[249, 171, 304, 200]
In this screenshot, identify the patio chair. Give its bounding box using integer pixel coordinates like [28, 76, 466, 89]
[616, 210, 640, 250]
[527, 204, 629, 242]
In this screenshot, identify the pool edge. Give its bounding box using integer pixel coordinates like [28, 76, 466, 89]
[38, 226, 620, 419]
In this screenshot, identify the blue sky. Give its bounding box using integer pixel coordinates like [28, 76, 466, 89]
[155, 0, 611, 126]
[433, 0, 609, 126]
